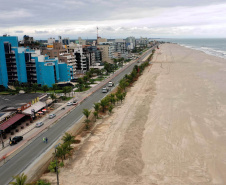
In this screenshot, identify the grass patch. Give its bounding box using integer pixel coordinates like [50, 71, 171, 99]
[94, 77, 105, 81]
[36, 90, 63, 93]
[74, 86, 91, 92]
[60, 96, 72, 101]
[0, 91, 11, 95]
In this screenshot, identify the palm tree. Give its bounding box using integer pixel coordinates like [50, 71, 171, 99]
[83, 109, 91, 120]
[62, 132, 75, 146]
[10, 173, 27, 185]
[108, 105, 113, 114]
[94, 103, 100, 112]
[48, 160, 58, 173]
[35, 180, 51, 185]
[100, 99, 108, 113]
[55, 145, 65, 162]
[83, 109, 91, 129]
[119, 79, 129, 92]
[93, 103, 100, 118]
[93, 111, 98, 121]
[110, 94, 116, 105]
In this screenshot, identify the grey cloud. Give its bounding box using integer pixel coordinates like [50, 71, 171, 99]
[35, 30, 49, 34]
[1, 0, 225, 28]
[15, 30, 24, 33]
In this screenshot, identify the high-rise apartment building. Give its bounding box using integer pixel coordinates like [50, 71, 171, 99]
[0, 36, 73, 88]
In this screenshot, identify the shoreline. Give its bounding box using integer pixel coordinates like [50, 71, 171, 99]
[157, 38, 226, 60]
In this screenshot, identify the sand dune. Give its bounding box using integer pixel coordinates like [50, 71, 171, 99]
[43, 44, 226, 185]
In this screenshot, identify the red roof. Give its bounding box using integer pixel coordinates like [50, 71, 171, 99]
[0, 114, 25, 131]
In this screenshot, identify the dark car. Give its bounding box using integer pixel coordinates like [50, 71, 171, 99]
[9, 136, 23, 146]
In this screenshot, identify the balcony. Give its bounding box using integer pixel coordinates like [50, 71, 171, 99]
[7, 65, 17, 69]
[8, 69, 17, 72]
[8, 78, 18, 81]
[8, 74, 18, 77]
[26, 63, 36, 67]
[6, 59, 16, 64]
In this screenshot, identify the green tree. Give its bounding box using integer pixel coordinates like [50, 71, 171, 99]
[100, 99, 108, 113]
[24, 86, 32, 93]
[48, 160, 58, 173]
[83, 109, 91, 129]
[50, 93, 57, 102]
[93, 111, 98, 121]
[52, 84, 58, 93]
[15, 86, 21, 93]
[42, 85, 49, 93]
[62, 86, 72, 97]
[32, 83, 39, 93]
[62, 132, 75, 147]
[110, 94, 116, 105]
[55, 145, 66, 162]
[77, 78, 84, 91]
[83, 109, 91, 120]
[35, 180, 51, 185]
[93, 103, 100, 112]
[9, 173, 27, 185]
[119, 79, 129, 92]
[104, 62, 112, 75]
[108, 105, 113, 114]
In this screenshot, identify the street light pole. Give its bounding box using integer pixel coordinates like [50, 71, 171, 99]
[55, 143, 60, 185]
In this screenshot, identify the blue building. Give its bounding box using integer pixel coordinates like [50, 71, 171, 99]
[0, 36, 73, 88]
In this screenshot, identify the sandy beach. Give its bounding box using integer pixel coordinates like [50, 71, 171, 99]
[43, 43, 226, 185]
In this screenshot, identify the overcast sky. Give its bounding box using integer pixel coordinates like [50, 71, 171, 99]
[1, 0, 226, 40]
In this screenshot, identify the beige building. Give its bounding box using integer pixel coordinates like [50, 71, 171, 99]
[42, 42, 67, 58]
[59, 53, 76, 78]
[98, 44, 114, 64]
[97, 37, 107, 44]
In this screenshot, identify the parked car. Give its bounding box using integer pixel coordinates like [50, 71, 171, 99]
[67, 102, 72, 106]
[35, 122, 44, 128]
[102, 87, 109, 93]
[9, 136, 23, 146]
[49, 114, 56, 119]
[72, 101, 78, 105]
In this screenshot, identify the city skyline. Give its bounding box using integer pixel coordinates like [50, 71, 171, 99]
[1, 0, 226, 39]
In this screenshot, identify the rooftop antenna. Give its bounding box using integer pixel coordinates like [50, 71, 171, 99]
[97, 26, 99, 40]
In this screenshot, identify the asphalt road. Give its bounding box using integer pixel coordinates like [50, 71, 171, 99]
[0, 48, 155, 185]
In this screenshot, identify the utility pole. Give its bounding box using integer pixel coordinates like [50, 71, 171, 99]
[0, 130, 4, 148]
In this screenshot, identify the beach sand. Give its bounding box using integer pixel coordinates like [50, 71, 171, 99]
[42, 43, 226, 185]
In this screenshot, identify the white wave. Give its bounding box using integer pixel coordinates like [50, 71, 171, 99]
[178, 44, 226, 59]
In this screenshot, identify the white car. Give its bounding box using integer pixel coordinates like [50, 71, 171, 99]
[108, 81, 114, 87]
[35, 122, 44, 128]
[49, 114, 56, 119]
[67, 102, 72, 106]
[102, 87, 109, 93]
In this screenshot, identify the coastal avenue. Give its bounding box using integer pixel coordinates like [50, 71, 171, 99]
[0, 47, 155, 185]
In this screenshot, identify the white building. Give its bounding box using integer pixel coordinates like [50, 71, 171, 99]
[48, 37, 55, 45]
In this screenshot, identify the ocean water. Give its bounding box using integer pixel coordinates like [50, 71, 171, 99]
[156, 38, 226, 59]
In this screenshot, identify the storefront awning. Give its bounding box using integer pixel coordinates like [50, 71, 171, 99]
[0, 114, 25, 131]
[22, 101, 46, 115]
